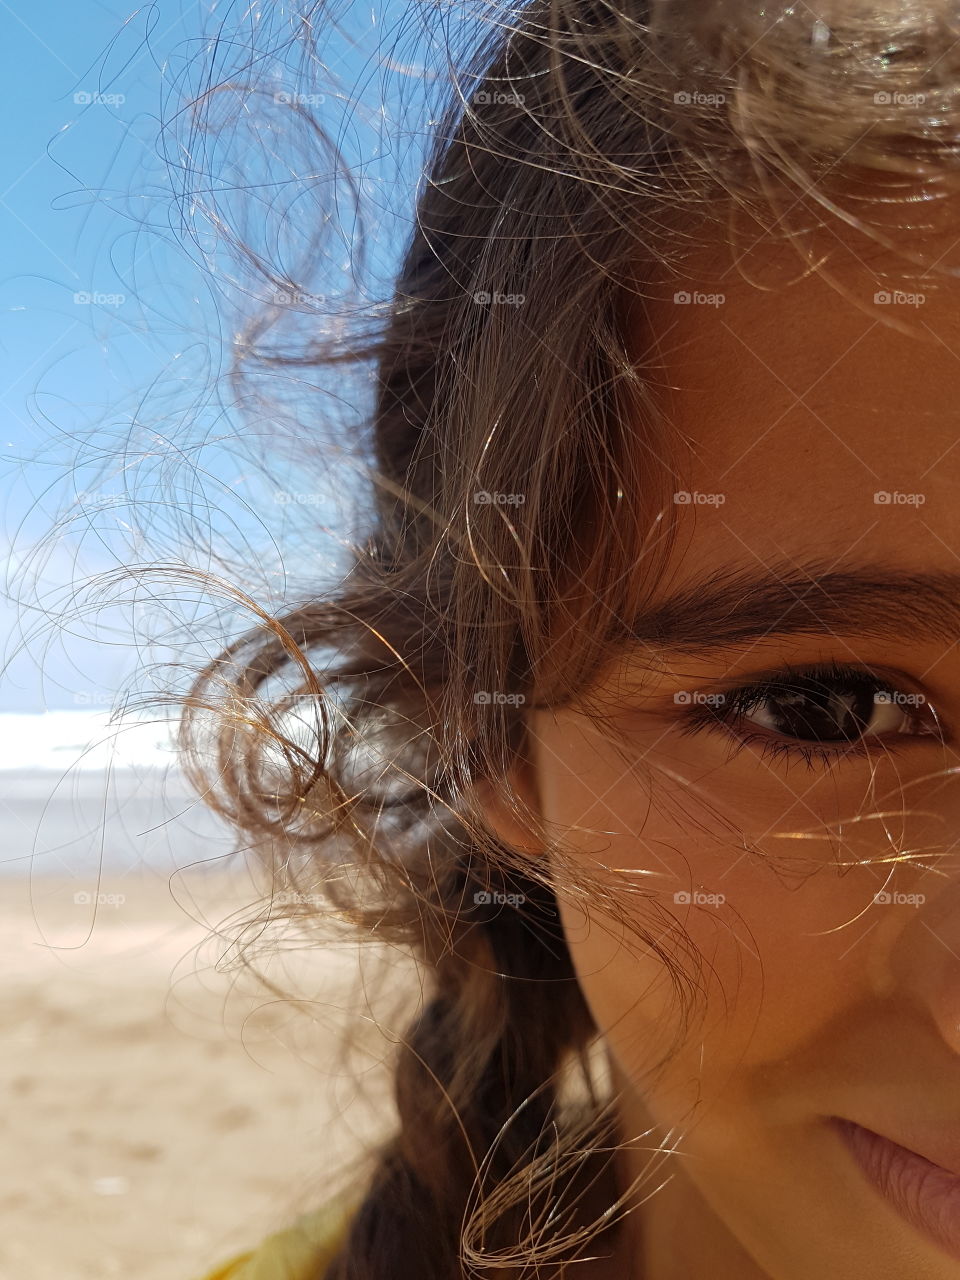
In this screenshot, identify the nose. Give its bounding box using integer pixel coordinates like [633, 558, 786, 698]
[885, 877, 960, 1057]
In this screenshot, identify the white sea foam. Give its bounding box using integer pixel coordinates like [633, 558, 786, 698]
[0, 709, 179, 772]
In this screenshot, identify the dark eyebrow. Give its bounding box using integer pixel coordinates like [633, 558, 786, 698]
[623, 562, 960, 654]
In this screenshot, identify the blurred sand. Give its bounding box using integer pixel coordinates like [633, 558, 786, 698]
[3, 861, 417, 1280]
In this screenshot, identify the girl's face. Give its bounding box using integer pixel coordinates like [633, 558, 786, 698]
[521, 215, 960, 1278]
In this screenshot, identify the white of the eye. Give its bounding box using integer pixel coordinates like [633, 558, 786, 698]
[743, 689, 911, 738]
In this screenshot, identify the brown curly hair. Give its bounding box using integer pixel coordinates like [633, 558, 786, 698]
[173, 0, 960, 1275]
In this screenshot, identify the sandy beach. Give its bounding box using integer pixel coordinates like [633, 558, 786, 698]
[4, 854, 418, 1280]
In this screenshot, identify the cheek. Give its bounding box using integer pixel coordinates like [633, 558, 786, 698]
[555, 866, 876, 1100]
[538, 731, 899, 1102]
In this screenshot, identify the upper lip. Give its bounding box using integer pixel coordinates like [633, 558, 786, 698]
[832, 1115, 960, 1181]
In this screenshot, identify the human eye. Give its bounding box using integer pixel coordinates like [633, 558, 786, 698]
[672, 659, 945, 772]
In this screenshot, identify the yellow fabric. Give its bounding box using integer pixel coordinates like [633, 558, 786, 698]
[197, 1193, 355, 1280]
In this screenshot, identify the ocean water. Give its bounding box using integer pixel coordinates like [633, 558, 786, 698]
[0, 711, 239, 876]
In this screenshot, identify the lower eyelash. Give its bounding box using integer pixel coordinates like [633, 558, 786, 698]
[675, 702, 913, 773]
[711, 725, 882, 773]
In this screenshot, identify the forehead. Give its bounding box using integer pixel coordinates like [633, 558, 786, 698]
[628, 204, 960, 580]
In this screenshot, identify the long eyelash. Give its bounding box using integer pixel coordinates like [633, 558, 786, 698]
[697, 725, 887, 773]
[673, 660, 924, 773]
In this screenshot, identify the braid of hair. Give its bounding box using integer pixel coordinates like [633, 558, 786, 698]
[320, 857, 609, 1280]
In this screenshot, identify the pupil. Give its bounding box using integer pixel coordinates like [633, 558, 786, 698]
[764, 678, 875, 742]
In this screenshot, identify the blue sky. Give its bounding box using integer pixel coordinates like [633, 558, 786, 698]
[1, 1, 185, 710]
[1, 0, 448, 711]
